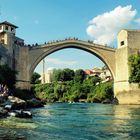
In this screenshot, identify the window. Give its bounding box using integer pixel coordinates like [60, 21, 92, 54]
[11, 27, 14, 31]
[0, 26, 2, 30]
[5, 26, 9, 30]
[120, 41, 124, 46]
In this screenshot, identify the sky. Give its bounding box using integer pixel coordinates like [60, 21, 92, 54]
[0, 0, 140, 74]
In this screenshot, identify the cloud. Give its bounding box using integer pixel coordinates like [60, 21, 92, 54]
[135, 18, 140, 24]
[86, 5, 137, 45]
[46, 58, 78, 66]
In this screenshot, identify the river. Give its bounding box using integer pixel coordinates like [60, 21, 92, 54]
[0, 103, 140, 140]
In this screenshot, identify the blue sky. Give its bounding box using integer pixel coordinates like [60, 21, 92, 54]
[0, 0, 140, 74]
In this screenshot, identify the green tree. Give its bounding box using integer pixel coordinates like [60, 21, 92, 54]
[52, 68, 74, 82]
[52, 69, 62, 82]
[88, 76, 101, 86]
[54, 83, 68, 100]
[87, 82, 113, 102]
[74, 69, 85, 83]
[31, 72, 41, 84]
[63, 68, 74, 81]
[0, 64, 17, 88]
[128, 54, 140, 83]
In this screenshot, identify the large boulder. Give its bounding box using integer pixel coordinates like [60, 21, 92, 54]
[101, 99, 112, 104]
[92, 97, 102, 103]
[5, 96, 27, 110]
[112, 97, 119, 105]
[8, 110, 32, 118]
[26, 98, 44, 108]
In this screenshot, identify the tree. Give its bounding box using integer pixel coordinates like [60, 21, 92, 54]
[74, 69, 85, 83]
[31, 72, 41, 84]
[52, 69, 62, 82]
[88, 76, 101, 86]
[128, 54, 140, 83]
[87, 82, 113, 103]
[0, 64, 17, 88]
[52, 68, 74, 82]
[63, 68, 74, 81]
[54, 84, 66, 99]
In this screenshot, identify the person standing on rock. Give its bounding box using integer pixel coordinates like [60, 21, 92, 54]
[3, 85, 9, 97]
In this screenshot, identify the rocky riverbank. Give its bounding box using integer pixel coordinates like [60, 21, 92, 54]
[0, 96, 44, 118]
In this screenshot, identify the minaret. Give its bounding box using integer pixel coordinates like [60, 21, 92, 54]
[42, 59, 45, 84]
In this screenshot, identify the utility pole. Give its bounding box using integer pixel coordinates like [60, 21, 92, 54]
[42, 59, 45, 84]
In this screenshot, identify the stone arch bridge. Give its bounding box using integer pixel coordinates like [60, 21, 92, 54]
[29, 39, 116, 80]
[1, 29, 140, 104]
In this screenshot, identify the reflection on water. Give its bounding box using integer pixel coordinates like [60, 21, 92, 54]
[112, 105, 140, 140]
[0, 103, 140, 140]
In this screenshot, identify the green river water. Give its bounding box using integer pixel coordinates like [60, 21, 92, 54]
[0, 103, 140, 140]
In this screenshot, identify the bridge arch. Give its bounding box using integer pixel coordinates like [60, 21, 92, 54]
[29, 40, 116, 81]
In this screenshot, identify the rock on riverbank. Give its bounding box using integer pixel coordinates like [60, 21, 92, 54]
[0, 96, 44, 118]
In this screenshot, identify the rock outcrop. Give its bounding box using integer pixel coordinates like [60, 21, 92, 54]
[26, 98, 44, 108]
[0, 96, 44, 118]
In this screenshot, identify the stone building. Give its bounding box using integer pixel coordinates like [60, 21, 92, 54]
[0, 21, 24, 45]
[84, 67, 112, 82]
[41, 68, 54, 84]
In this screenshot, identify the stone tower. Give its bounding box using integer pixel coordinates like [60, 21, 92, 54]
[0, 21, 24, 68]
[0, 21, 29, 89]
[114, 29, 140, 104]
[0, 21, 18, 67]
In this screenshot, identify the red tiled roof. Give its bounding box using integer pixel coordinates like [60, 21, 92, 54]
[84, 70, 94, 75]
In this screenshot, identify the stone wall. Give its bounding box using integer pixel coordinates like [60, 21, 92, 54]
[15, 46, 30, 89]
[115, 83, 140, 104]
[114, 30, 140, 104]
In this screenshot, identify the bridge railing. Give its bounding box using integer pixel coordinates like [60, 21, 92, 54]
[26, 38, 116, 50]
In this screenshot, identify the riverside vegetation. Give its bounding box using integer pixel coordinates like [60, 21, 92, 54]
[32, 68, 114, 103]
[128, 53, 140, 84]
[32, 53, 140, 103]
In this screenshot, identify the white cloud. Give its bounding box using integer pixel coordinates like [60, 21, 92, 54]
[86, 5, 137, 45]
[46, 58, 77, 66]
[135, 18, 140, 24]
